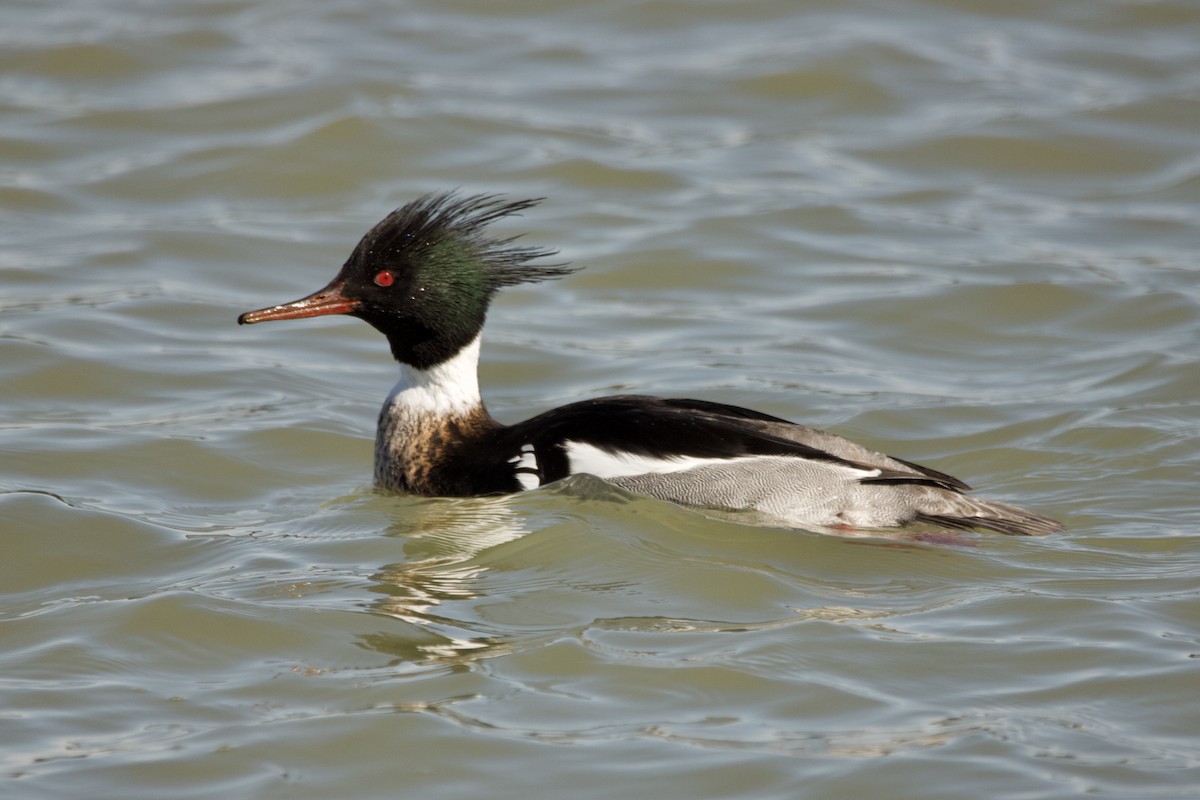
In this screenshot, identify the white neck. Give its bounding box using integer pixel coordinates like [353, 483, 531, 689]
[384, 334, 483, 418]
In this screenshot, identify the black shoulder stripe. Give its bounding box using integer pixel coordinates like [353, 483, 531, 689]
[508, 395, 876, 473]
[502, 394, 975, 491]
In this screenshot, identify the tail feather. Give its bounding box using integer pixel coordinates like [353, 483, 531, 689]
[915, 498, 1062, 537]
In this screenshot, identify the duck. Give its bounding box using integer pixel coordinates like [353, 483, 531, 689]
[238, 192, 1061, 536]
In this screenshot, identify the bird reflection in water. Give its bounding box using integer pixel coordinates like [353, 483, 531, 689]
[358, 494, 534, 664]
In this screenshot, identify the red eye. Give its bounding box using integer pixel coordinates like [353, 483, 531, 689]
[373, 270, 394, 287]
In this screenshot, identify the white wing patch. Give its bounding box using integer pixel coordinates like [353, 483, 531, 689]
[563, 440, 882, 481]
[508, 443, 540, 490]
[565, 441, 739, 479]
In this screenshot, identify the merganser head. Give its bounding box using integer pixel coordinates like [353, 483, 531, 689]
[238, 192, 574, 370]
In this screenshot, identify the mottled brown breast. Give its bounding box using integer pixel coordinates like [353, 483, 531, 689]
[375, 402, 501, 495]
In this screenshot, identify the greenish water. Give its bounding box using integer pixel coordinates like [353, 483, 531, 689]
[3, 1, 1199, 798]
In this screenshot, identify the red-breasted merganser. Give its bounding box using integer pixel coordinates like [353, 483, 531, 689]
[238, 192, 1060, 536]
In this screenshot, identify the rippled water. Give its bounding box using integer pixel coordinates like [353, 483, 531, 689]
[3, 1, 1199, 797]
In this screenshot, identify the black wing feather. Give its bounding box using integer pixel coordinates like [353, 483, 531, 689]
[503, 395, 969, 492]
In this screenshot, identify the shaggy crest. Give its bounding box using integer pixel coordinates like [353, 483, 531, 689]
[353, 191, 576, 291]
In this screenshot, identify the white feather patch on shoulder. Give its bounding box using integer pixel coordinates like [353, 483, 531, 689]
[509, 443, 540, 490]
[563, 441, 882, 481]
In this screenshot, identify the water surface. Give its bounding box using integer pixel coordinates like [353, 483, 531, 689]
[3, 1, 1199, 798]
